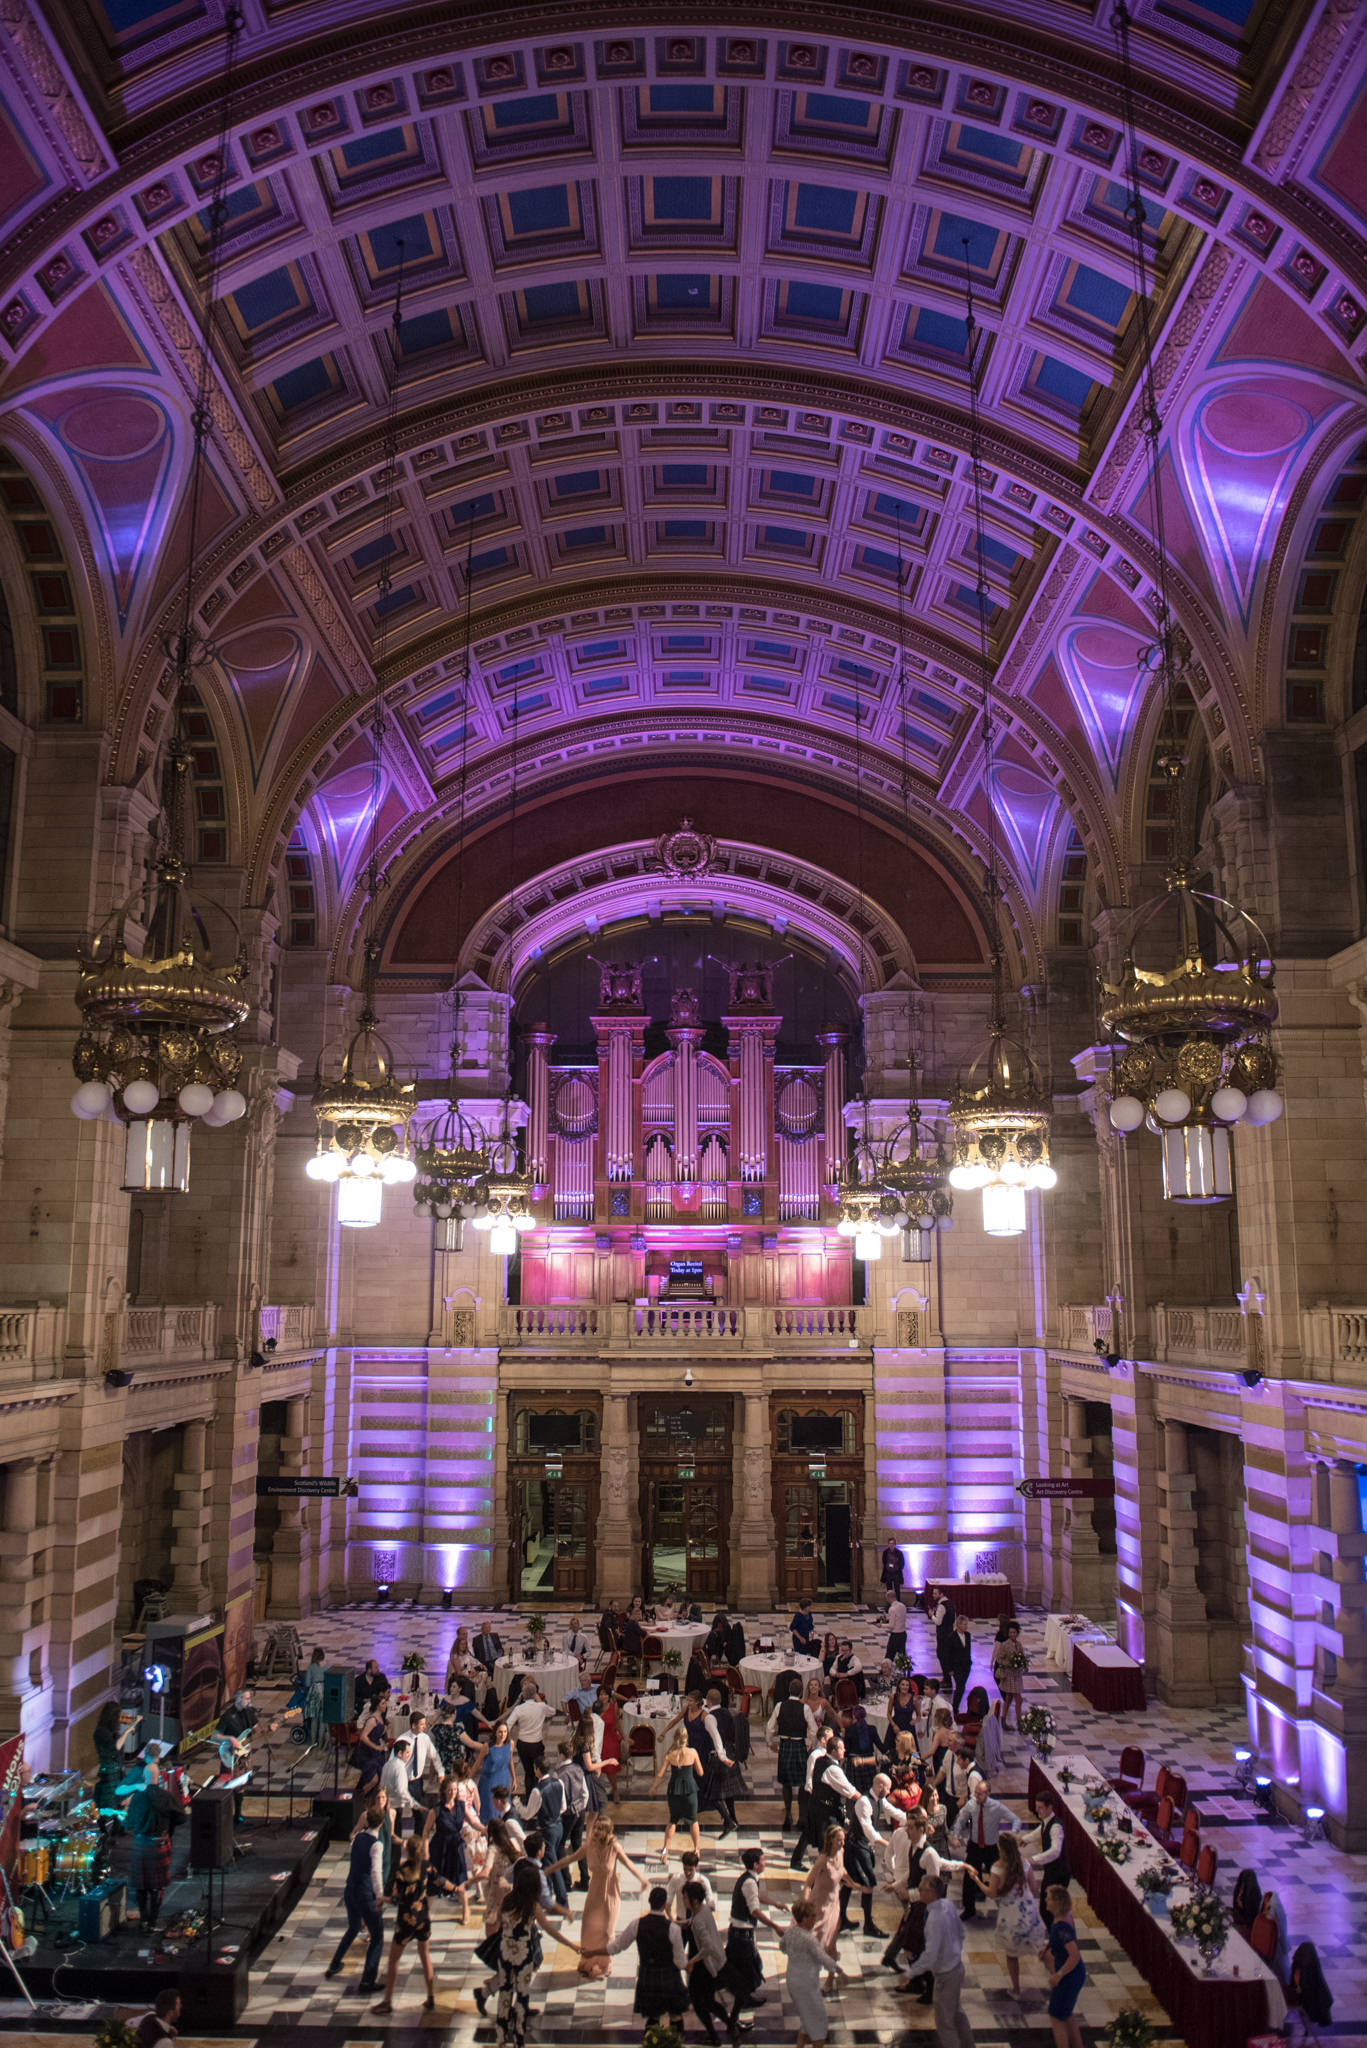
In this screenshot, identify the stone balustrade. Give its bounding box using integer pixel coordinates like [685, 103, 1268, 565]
[0, 1303, 65, 1376]
[1150, 1303, 1246, 1366]
[1299, 1306, 1367, 1384]
[122, 1302, 221, 1364]
[259, 1302, 316, 1352]
[499, 1303, 864, 1350]
[1058, 1302, 1116, 1352]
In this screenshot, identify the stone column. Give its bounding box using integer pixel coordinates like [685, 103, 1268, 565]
[167, 1417, 212, 1610]
[733, 1390, 775, 1607]
[268, 1396, 310, 1617]
[597, 1392, 638, 1600]
[1062, 1397, 1112, 1615]
[1152, 1416, 1215, 1705]
[0, 1461, 40, 1746]
[1303, 1461, 1367, 1845]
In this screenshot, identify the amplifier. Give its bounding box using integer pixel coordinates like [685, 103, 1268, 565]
[77, 1879, 127, 1942]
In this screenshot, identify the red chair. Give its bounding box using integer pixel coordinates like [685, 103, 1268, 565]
[616, 1680, 639, 1702]
[626, 1722, 658, 1774]
[1131, 1760, 1174, 1821]
[1181, 1803, 1202, 1837]
[1249, 1912, 1280, 1967]
[727, 1664, 761, 1721]
[1165, 1772, 1188, 1815]
[641, 1634, 663, 1667]
[1152, 1794, 1175, 1846]
[833, 1677, 860, 1721]
[566, 1699, 581, 1728]
[1195, 1843, 1218, 1890]
[1110, 1745, 1144, 1799]
[1179, 1829, 1200, 1874]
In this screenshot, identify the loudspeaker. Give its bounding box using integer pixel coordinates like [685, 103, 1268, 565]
[189, 1785, 235, 1869]
[322, 1666, 355, 1725]
[311, 1791, 354, 1841]
[77, 1879, 126, 1942]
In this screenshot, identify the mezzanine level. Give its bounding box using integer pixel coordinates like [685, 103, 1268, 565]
[500, 1302, 866, 1351]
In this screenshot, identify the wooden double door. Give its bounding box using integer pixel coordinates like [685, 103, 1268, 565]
[639, 1395, 732, 1605]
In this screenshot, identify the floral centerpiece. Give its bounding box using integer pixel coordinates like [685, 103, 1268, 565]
[525, 1612, 547, 1658]
[1098, 1833, 1132, 1866]
[1136, 1864, 1173, 1900]
[1170, 1890, 1230, 1971]
[642, 2025, 686, 2048]
[1019, 1704, 1056, 1759]
[94, 2024, 139, 2048]
[401, 1650, 426, 1674]
[1103, 2009, 1156, 2048]
[1057, 1763, 1076, 1791]
[661, 1646, 683, 1674]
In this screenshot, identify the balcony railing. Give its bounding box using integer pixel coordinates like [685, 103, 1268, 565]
[0, 1303, 65, 1373]
[1059, 1303, 1116, 1353]
[123, 1302, 221, 1364]
[1299, 1305, 1367, 1382]
[1150, 1303, 1245, 1366]
[500, 1303, 865, 1351]
[259, 1303, 317, 1353]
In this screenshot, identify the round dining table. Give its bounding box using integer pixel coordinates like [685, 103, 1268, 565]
[655, 1620, 711, 1662]
[493, 1653, 580, 1711]
[739, 1651, 821, 1707]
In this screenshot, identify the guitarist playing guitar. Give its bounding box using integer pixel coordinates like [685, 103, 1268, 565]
[215, 1689, 279, 1825]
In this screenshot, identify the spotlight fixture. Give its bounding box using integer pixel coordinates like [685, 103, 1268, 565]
[1253, 1775, 1276, 1817]
[375, 1582, 390, 1606]
[441, 1589, 454, 1610]
[1301, 1804, 1326, 1844]
[1238, 1368, 1263, 1388]
[104, 1368, 134, 1390]
[1233, 1747, 1254, 1791]
[1093, 1339, 1124, 1371]
[247, 1350, 265, 1370]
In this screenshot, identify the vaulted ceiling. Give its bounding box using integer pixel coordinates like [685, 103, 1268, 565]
[1, 0, 1365, 984]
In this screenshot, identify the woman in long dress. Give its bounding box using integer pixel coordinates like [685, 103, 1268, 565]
[782, 1896, 845, 2048]
[966, 1829, 1043, 1997]
[465, 1720, 513, 1822]
[490, 1859, 582, 2047]
[577, 1812, 647, 1979]
[428, 1775, 471, 1921]
[592, 1686, 622, 1798]
[651, 1727, 704, 1860]
[991, 1623, 1027, 1730]
[801, 1825, 851, 1992]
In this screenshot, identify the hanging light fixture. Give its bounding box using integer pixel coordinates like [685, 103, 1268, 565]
[1094, 2, 1281, 1204]
[305, 246, 415, 1226]
[70, 10, 250, 1195]
[947, 249, 1055, 1237]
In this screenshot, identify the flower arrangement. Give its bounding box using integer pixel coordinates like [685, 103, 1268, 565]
[1098, 1834, 1132, 1865]
[1000, 1644, 1029, 1673]
[1019, 1704, 1056, 1757]
[1136, 1864, 1173, 1898]
[642, 2025, 686, 2048]
[94, 2024, 138, 2048]
[1103, 2009, 1156, 2048]
[1082, 1776, 1111, 1799]
[1057, 1763, 1076, 1790]
[525, 1613, 547, 1639]
[661, 1647, 682, 1671]
[401, 1650, 426, 1674]
[1170, 1889, 1230, 1968]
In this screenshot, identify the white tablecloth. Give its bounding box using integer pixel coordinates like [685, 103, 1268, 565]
[1038, 1751, 1286, 2024]
[493, 1654, 579, 1711]
[1076, 1643, 1140, 1671]
[656, 1622, 711, 1660]
[1044, 1613, 1110, 1668]
[740, 1652, 821, 1699]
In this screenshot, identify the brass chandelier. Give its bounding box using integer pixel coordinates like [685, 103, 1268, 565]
[946, 253, 1055, 1238]
[69, 10, 250, 1195]
[1094, 0, 1282, 1204]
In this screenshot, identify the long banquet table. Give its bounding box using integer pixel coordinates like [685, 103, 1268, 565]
[1072, 1640, 1147, 1711]
[1028, 1750, 1284, 2048]
[923, 1576, 1016, 1620]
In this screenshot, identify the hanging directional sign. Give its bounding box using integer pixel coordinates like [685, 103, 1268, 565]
[255, 1476, 343, 1497]
[1016, 1477, 1114, 1501]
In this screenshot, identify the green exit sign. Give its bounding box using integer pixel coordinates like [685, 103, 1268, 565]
[677, 1462, 695, 1480]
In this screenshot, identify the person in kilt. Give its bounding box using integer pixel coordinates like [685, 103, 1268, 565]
[702, 1687, 747, 1841]
[599, 1883, 690, 2028]
[719, 1846, 784, 2017]
[123, 1755, 185, 1929]
[766, 1677, 809, 1830]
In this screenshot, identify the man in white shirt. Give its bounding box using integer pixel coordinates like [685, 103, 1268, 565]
[505, 1685, 556, 1786]
[665, 1850, 714, 1920]
[951, 1776, 1018, 1920]
[405, 1711, 439, 1811]
[902, 1874, 975, 2048]
[601, 1885, 690, 1970]
[488, 1784, 525, 1851]
[935, 1739, 977, 1824]
[380, 1738, 414, 1833]
[1023, 1792, 1072, 1924]
[841, 1769, 886, 1935]
[886, 1595, 909, 1663]
[565, 1615, 592, 1664]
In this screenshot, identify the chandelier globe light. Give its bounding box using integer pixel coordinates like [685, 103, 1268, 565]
[70, 11, 250, 1197]
[307, 1001, 417, 1227]
[944, 249, 1055, 1240]
[1089, 0, 1280, 1205]
[1099, 866, 1280, 1204]
[851, 1075, 954, 1262]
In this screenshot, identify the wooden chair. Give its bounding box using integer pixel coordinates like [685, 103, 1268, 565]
[727, 1664, 761, 1721]
[565, 1699, 581, 1728]
[1152, 1794, 1175, 1846]
[616, 1680, 639, 1702]
[1110, 1745, 1144, 1799]
[626, 1721, 658, 1774]
[833, 1676, 860, 1721]
[1181, 1802, 1202, 1837]
[1131, 1759, 1172, 1820]
[1248, 1912, 1280, 1967]
[1179, 1828, 1200, 1874]
[1165, 1772, 1188, 1815]
[1195, 1842, 1218, 1890]
[641, 1634, 663, 1668]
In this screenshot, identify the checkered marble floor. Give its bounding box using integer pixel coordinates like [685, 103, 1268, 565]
[15, 1599, 1365, 2043]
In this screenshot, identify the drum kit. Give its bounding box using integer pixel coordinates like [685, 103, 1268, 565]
[19, 1771, 114, 1909]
